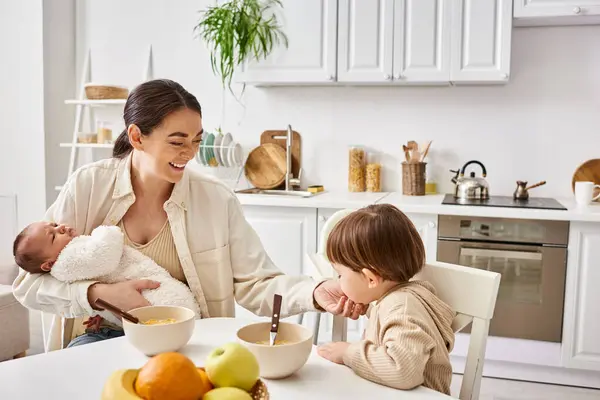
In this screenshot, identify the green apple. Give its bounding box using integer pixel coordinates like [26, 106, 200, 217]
[203, 387, 253, 400]
[205, 342, 259, 391]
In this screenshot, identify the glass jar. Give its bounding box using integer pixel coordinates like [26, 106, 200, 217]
[97, 120, 113, 144]
[365, 152, 382, 192]
[348, 146, 365, 192]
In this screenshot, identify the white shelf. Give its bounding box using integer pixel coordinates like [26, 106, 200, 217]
[59, 143, 113, 149]
[64, 99, 126, 106]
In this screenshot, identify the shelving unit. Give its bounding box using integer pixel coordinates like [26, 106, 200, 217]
[56, 46, 154, 191]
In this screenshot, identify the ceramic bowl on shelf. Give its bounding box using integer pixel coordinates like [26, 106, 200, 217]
[236, 321, 313, 379]
[122, 305, 195, 356]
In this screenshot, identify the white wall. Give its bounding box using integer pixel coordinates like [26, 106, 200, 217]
[69, 0, 600, 199]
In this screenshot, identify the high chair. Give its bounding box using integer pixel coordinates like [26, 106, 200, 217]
[308, 208, 501, 400]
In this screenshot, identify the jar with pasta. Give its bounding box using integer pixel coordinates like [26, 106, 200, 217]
[365, 152, 382, 192]
[348, 146, 365, 192]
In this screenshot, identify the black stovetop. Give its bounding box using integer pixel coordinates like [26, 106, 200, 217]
[441, 194, 567, 211]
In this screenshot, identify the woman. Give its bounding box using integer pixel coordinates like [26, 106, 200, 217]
[13, 79, 365, 350]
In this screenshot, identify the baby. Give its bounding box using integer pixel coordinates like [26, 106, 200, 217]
[317, 204, 456, 395]
[12, 222, 200, 328]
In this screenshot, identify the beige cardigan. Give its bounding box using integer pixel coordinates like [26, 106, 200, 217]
[343, 281, 455, 395]
[12, 154, 320, 351]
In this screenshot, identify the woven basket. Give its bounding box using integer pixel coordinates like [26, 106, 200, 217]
[402, 162, 426, 196]
[85, 84, 129, 100]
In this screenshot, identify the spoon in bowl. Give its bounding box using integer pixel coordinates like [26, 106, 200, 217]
[95, 298, 140, 324]
[270, 294, 282, 346]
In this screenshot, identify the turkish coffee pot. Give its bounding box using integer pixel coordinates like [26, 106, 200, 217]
[513, 180, 546, 200]
[450, 160, 490, 200]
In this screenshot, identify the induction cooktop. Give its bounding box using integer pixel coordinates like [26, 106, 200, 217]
[441, 194, 567, 211]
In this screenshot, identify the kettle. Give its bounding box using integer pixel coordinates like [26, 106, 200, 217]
[450, 160, 490, 200]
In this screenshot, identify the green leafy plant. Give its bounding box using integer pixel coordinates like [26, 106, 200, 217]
[194, 0, 288, 95]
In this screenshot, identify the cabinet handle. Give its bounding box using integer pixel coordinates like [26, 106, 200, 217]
[319, 216, 327, 222]
[428, 221, 436, 228]
[384, 74, 392, 81]
[501, 73, 509, 79]
[573, 6, 581, 14]
[395, 74, 403, 80]
[327, 75, 335, 81]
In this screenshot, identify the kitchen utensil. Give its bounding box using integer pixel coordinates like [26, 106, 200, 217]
[244, 143, 287, 189]
[95, 298, 140, 324]
[407, 141, 421, 162]
[420, 140, 432, 162]
[513, 180, 546, 200]
[269, 294, 282, 346]
[260, 130, 301, 180]
[574, 181, 600, 205]
[402, 145, 410, 162]
[450, 160, 490, 200]
[572, 159, 600, 202]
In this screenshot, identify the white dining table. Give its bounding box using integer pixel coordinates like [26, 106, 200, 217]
[0, 318, 452, 399]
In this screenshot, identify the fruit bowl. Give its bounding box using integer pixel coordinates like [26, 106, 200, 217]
[236, 321, 313, 379]
[122, 305, 195, 356]
[101, 368, 269, 400]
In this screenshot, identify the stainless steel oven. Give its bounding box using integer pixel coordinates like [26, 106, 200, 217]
[437, 215, 569, 343]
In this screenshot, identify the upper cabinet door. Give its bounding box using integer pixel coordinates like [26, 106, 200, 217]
[392, 0, 452, 83]
[450, 0, 513, 83]
[236, 0, 338, 85]
[337, 0, 394, 83]
[514, 0, 600, 19]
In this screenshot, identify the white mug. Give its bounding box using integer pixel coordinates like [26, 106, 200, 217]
[574, 181, 600, 205]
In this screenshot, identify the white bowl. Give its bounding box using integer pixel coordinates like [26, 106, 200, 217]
[122, 306, 195, 356]
[236, 321, 313, 379]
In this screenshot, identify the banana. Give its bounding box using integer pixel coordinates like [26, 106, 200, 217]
[101, 369, 142, 400]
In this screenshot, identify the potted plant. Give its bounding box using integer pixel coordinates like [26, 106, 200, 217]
[194, 0, 288, 96]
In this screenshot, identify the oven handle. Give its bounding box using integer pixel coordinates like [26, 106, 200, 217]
[460, 247, 542, 261]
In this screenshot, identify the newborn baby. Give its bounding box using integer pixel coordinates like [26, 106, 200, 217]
[13, 222, 201, 328]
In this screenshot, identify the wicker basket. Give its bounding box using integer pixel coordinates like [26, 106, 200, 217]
[85, 84, 129, 100]
[402, 162, 426, 196]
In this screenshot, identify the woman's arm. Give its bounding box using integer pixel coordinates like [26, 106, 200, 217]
[227, 195, 321, 318]
[12, 185, 98, 318]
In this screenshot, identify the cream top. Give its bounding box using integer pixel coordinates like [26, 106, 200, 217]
[118, 219, 186, 283]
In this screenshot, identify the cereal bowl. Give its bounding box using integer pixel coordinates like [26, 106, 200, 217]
[236, 321, 313, 379]
[122, 306, 195, 356]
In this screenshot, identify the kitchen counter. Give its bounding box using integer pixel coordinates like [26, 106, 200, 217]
[236, 191, 600, 222]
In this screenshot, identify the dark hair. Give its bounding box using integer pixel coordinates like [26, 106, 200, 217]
[113, 79, 203, 158]
[326, 204, 426, 282]
[13, 226, 45, 274]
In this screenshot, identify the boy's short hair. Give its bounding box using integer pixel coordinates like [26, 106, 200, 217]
[326, 204, 425, 282]
[13, 226, 45, 274]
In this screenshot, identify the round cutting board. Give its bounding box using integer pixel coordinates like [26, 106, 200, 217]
[244, 143, 287, 190]
[572, 158, 600, 201]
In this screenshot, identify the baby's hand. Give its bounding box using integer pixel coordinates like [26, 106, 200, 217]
[317, 342, 350, 365]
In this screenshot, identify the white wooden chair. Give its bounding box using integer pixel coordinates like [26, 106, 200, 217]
[308, 209, 501, 400]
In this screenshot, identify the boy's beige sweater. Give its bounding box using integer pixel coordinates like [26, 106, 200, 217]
[343, 281, 456, 395]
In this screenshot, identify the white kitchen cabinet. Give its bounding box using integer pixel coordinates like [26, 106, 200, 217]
[450, 0, 513, 83]
[235, 0, 338, 84]
[562, 221, 600, 372]
[236, 206, 317, 322]
[514, 0, 600, 24]
[405, 213, 438, 263]
[337, 0, 394, 83]
[393, 0, 452, 83]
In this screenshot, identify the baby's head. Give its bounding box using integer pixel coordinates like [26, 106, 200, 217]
[326, 204, 425, 304]
[13, 222, 77, 274]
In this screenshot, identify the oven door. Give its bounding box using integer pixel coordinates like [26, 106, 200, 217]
[437, 240, 567, 343]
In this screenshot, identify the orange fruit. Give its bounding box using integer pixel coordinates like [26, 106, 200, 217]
[134, 352, 210, 400]
[197, 368, 214, 392]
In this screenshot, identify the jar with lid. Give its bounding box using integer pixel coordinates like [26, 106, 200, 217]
[96, 120, 113, 144]
[348, 145, 365, 192]
[365, 151, 382, 192]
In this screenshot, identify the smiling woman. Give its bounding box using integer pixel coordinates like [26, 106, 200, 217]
[12, 78, 367, 351]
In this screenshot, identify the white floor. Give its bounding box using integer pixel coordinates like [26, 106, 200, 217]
[450, 374, 600, 400]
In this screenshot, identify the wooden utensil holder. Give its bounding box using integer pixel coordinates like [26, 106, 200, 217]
[402, 162, 426, 196]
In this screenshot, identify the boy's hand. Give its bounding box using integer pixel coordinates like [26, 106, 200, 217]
[317, 342, 351, 365]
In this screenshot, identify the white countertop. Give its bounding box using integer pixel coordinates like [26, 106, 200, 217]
[236, 191, 600, 222]
[0, 318, 449, 400]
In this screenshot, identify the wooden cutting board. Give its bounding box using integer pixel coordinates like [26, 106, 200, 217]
[244, 143, 287, 190]
[572, 158, 600, 201]
[260, 130, 301, 180]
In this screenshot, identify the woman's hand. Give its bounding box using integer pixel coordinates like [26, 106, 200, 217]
[87, 280, 160, 312]
[318, 342, 351, 365]
[313, 280, 367, 320]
